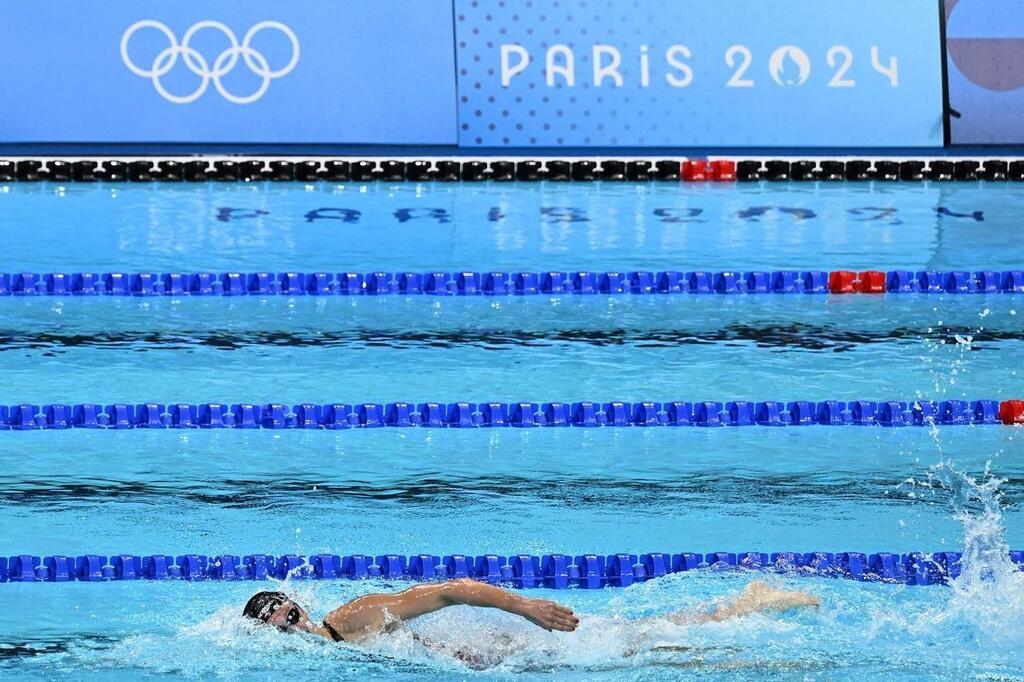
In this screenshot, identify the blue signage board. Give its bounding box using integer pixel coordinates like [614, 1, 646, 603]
[454, 0, 945, 147]
[946, 0, 1024, 144]
[0, 0, 457, 144]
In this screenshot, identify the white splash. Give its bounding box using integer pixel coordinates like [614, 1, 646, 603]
[924, 460, 1024, 648]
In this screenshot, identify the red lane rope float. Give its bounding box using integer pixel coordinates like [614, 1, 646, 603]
[829, 270, 888, 294]
[1000, 400, 1024, 425]
[681, 159, 735, 181]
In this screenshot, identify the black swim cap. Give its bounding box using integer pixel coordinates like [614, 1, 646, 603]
[243, 591, 289, 622]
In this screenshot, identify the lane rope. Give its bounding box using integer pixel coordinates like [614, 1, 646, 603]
[2, 158, 1023, 182]
[1, 270, 1022, 296]
[3, 399, 1023, 429]
[3, 550, 1018, 587]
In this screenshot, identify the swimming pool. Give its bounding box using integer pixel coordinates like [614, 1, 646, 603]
[2, 173, 1023, 678]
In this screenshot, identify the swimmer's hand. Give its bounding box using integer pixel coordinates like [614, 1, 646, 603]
[519, 598, 580, 632]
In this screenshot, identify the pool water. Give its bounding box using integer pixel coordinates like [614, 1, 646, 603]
[1, 178, 1023, 679]
[2, 180, 1022, 271]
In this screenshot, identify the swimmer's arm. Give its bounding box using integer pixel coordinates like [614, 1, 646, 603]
[324, 578, 579, 640]
[666, 581, 821, 625]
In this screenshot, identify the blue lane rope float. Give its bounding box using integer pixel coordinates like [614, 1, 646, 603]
[0, 270, 1022, 296]
[3, 550, 1021, 587]
[1, 399, 1021, 430]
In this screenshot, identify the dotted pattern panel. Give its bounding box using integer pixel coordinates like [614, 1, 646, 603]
[456, 0, 706, 147]
[453, 0, 945, 147]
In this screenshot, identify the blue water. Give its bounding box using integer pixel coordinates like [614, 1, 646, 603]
[1, 180, 1022, 271]
[1, 179, 1023, 679]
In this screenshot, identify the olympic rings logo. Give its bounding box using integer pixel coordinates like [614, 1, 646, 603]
[120, 20, 300, 104]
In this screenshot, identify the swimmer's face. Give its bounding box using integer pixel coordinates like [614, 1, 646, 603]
[266, 600, 316, 634]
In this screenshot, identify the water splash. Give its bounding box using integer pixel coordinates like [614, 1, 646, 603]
[910, 460, 1024, 651]
[891, 301, 1024, 660]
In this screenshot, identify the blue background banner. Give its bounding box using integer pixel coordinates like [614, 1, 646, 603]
[0, 0, 457, 144]
[454, 0, 944, 148]
[945, 0, 1024, 144]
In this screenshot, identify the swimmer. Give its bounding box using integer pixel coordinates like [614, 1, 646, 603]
[242, 578, 820, 644]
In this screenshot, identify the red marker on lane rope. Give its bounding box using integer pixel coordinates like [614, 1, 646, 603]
[679, 160, 736, 181]
[828, 271, 858, 293]
[828, 270, 895, 293]
[712, 160, 736, 181]
[857, 271, 887, 293]
[1000, 401, 1024, 425]
[681, 160, 713, 181]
